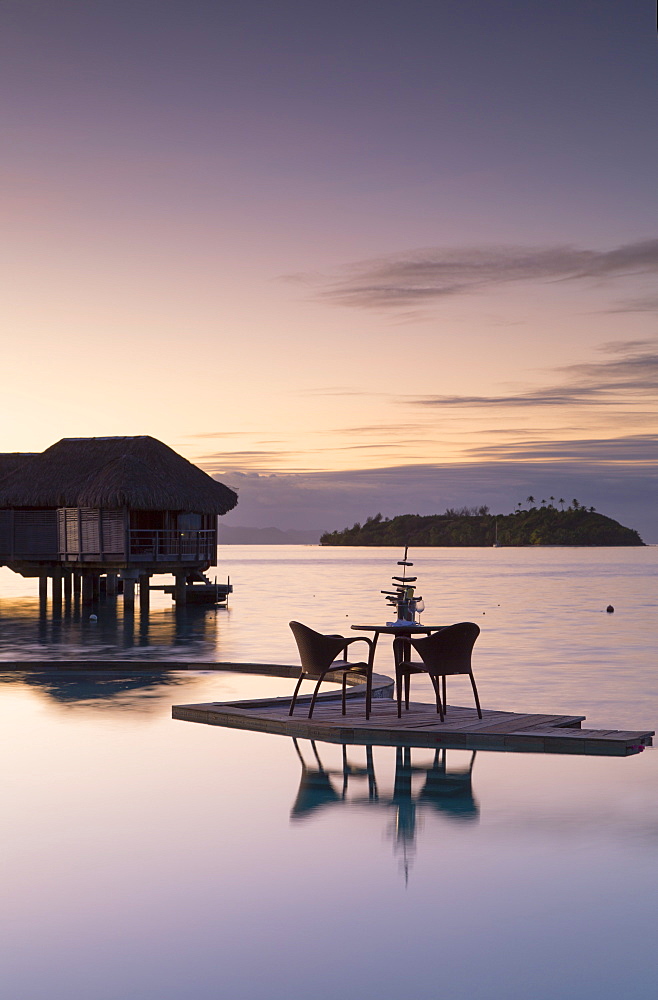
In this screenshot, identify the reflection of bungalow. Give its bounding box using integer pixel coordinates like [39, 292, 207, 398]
[0, 436, 237, 605]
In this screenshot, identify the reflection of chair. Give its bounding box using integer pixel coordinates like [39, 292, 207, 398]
[288, 741, 480, 882]
[290, 740, 378, 819]
[393, 622, 481, 720]
[419, 750, 478, 821]
[340, 744, 378, 801]
[289, 621, 374, 719]
[291, 740, 342, 818]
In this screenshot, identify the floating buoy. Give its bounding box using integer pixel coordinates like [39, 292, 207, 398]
[89, 614, 98, 621]
[606, 605, 614, 613]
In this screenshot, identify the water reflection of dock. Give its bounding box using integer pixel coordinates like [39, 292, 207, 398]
[291, 740, 478, 881]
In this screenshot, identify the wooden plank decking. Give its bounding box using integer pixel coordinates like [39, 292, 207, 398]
[3, 658, 650, 755]
[173, 687, 654, 756]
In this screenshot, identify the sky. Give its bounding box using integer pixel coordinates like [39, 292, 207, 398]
[1, 1, 656, 538]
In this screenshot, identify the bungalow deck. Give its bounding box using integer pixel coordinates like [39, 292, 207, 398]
[172, 669, 654, 756]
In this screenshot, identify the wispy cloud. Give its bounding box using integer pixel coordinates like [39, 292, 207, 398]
[413, 339, 658, 409]
[196, 434, 437, 473]
[464, 433, 658, 464]
[334, 440, 430, 451]
[295, 386, 390, 398]
[308, 239, 658, 310]
[606, 295, 658, 315]
[333, 423, 423, 435]
[186, 430, 264, 439]
[198, 449, 302, 472]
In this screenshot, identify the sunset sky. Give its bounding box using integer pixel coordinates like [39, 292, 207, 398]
[1, 1, 656, 537]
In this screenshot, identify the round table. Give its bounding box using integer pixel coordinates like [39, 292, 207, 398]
[350, 623, 448, 667]
[351, 623, 447, 637]
[351, 624, 448, 715]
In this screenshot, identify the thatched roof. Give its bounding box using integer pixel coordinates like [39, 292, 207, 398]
[0, 453, 39, 481]
[0, 437, 238, 514]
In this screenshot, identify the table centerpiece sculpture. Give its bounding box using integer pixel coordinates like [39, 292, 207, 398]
[382, 546, 425, 625]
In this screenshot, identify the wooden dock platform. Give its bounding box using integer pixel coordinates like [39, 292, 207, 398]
[173, 678, 654, 756]
[2, 659, 651, 755]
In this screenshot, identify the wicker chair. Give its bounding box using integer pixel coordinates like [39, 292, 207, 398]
[393, 622, 482, 720]
[289, 621, 374, 719]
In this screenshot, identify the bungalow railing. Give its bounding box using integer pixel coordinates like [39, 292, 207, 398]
[128, 529, 216, 561]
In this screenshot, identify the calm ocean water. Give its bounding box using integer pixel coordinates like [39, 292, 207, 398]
[1, 546, 656, 1000]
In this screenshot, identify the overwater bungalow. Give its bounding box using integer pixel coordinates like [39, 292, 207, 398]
[0, 436, 237, 607]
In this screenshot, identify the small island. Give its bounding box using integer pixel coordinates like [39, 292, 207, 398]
[320, 499, 644, 547]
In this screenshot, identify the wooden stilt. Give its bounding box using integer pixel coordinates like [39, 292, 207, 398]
[39, 575, 48, 603]
[106, 573, 117, 596]
[63, 571, 72, 600]
[91, 574, 100, 601]
[51, 571, 63, 612]
[139, 573, 150, 614]
[73, 572, 81, 597]
[123, 577, 136, 609]
[174, 573, 187, 606]
[82, 574, 94, 605]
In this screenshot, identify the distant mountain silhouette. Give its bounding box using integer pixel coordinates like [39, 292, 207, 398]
[218, 525, 321, 544]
